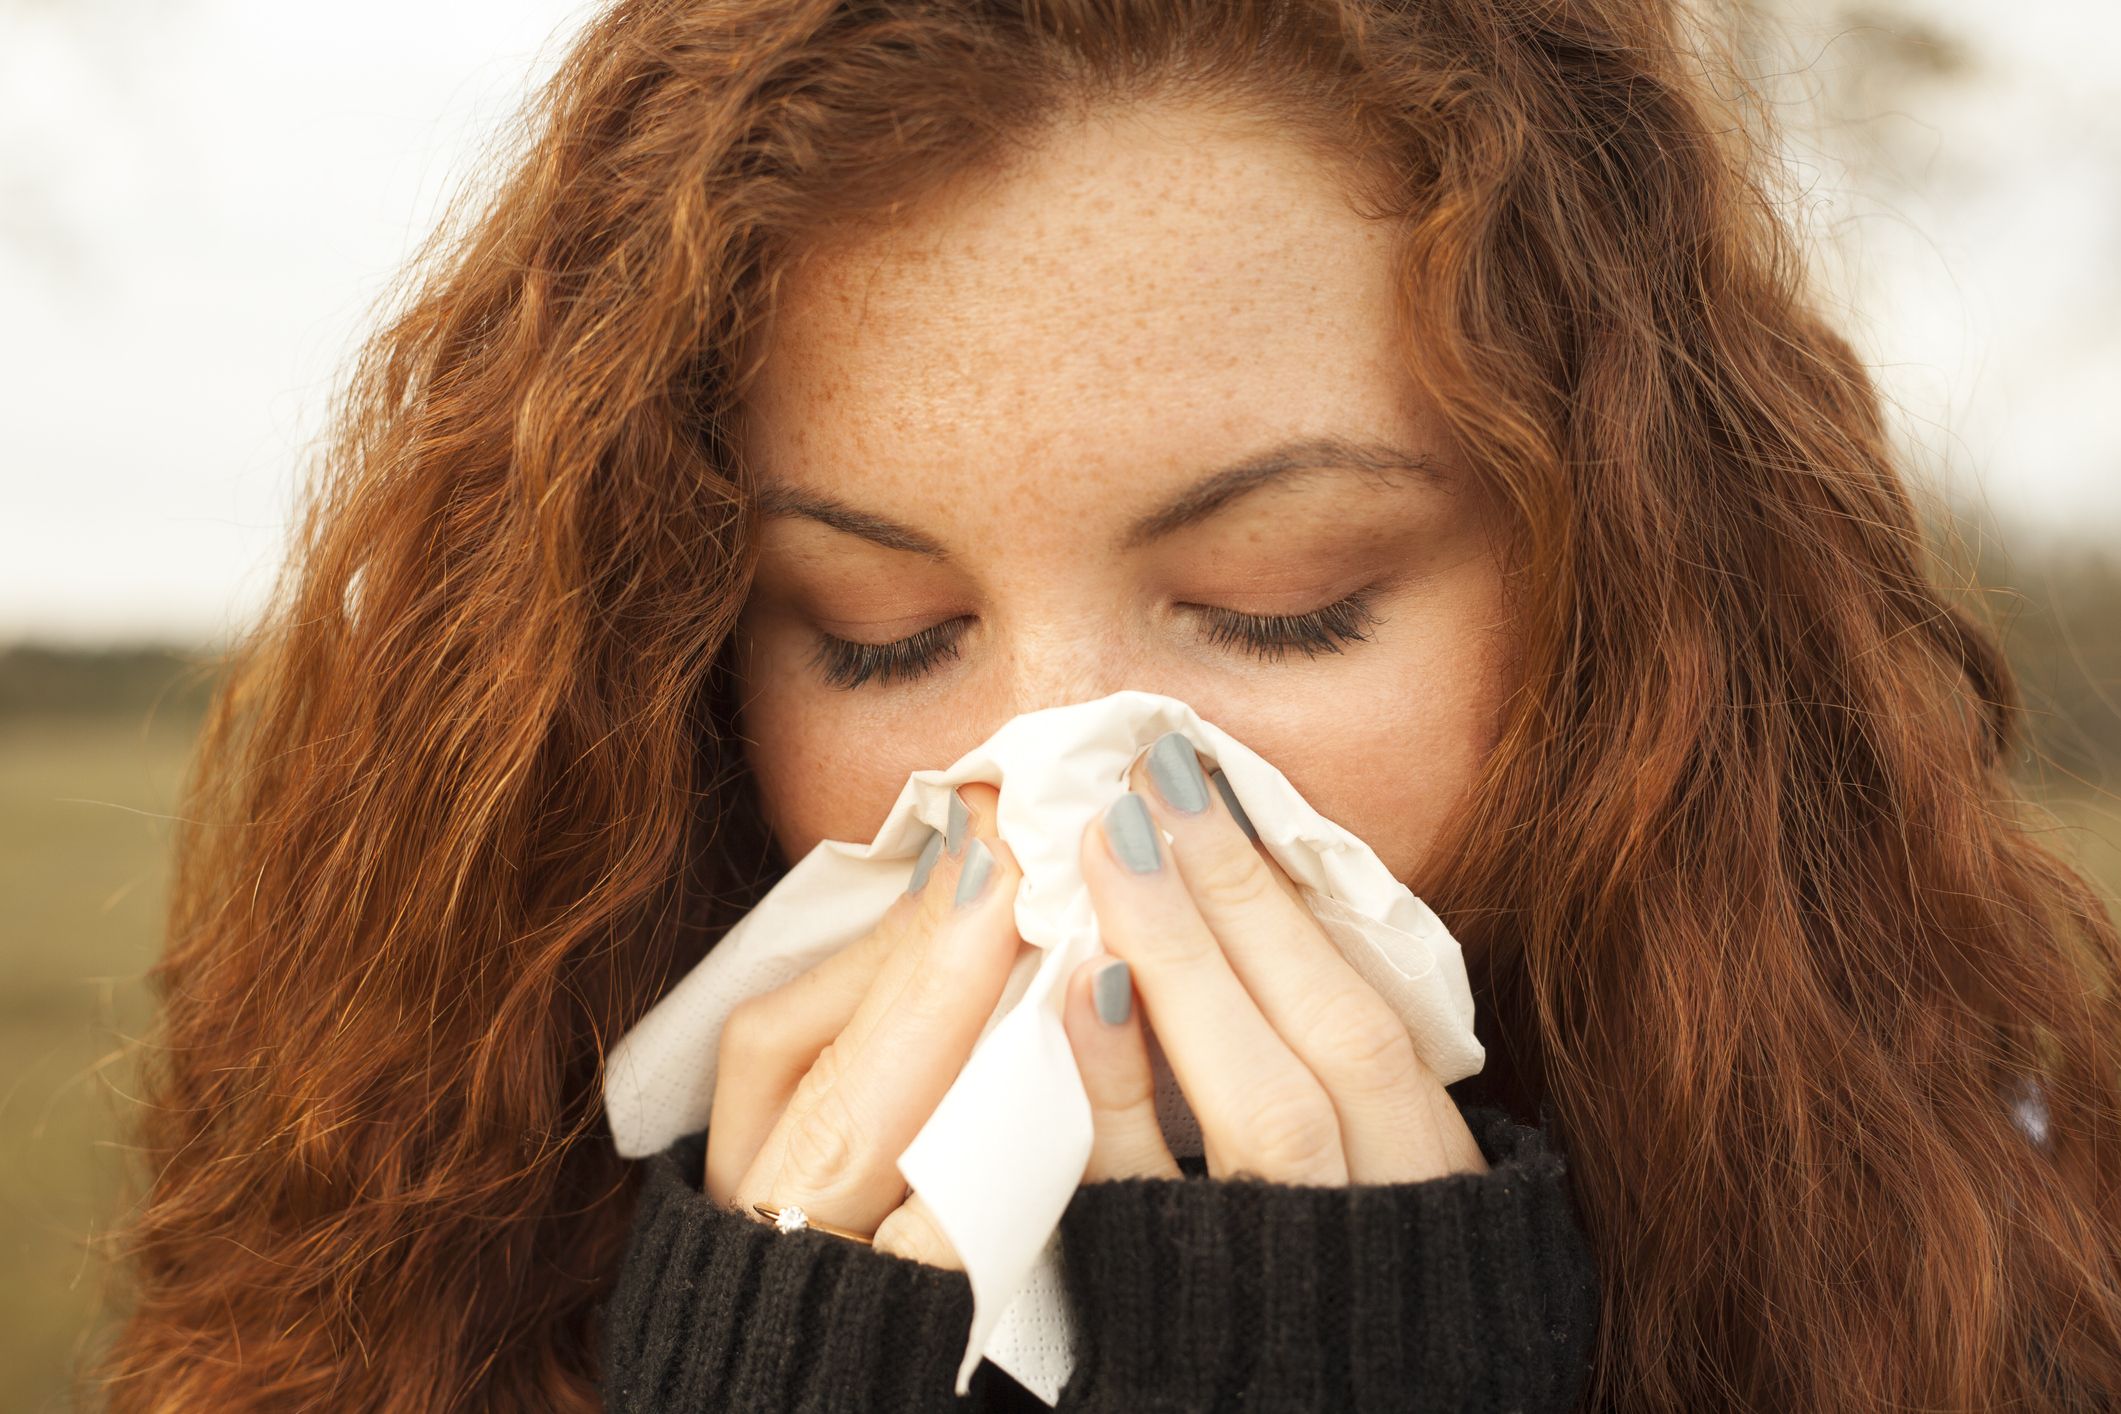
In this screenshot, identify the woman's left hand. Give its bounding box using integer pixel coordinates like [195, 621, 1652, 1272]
[1062, 731, 1490, 1187]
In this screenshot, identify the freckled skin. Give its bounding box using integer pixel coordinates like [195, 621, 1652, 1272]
[728, 98, 1519, 898]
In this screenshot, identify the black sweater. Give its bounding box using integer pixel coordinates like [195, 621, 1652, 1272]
[597, 1100, 1600, 1412]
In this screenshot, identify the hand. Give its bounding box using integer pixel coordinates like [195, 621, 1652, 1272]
[1061, 732, 1490, 1186]
[705, 782, 1028, 1269]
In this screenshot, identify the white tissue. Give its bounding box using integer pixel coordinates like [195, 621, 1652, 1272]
[602, 689, 1485, 1405]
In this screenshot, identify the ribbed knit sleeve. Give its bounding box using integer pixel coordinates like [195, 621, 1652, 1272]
[596, 1106, 1601, 1413]
[1050, 1103, 1600, 1413]
[597, 1132, 987, 1413]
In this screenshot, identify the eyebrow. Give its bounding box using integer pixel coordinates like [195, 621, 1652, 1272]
[753, 434, 1441, 561]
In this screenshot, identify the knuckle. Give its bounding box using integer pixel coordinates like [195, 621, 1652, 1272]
[803, 1038, 846, 1093]
[1240, 1080, 1342, 1175]
[871, 1209, 911, 1261]
[781, 1083, 864, 1194]
[882, 1220, 921, 1264]
[896, 933, 975, 1014]
[1099, 893, 1217, 972]
[878, 1201, 954, 1268]
[778, 1041, 841, 1133]
[1100, 1065, 1160, 1119]
[1307, 990, 1419, 1091]
[1135, 922, 1220, 972]
[717, 997, 774, 1069]
[1187, 838, 1278, 912]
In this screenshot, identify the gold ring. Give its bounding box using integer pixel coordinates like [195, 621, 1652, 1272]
[751, 1200, 874, 1246]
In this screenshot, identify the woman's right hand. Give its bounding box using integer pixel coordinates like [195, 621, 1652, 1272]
[704, 782, 1027, 1270]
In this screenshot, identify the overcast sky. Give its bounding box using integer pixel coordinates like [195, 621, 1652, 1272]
[3, 0, 2115, 644]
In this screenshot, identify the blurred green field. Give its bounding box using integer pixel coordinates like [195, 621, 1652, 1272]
[0, 644, 2115, 1411]
[2, 691, 203, 1411]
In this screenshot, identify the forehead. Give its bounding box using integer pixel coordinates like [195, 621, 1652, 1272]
[738, 99, 1425, 506]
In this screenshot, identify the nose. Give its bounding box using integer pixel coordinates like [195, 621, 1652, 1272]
[997, 632, 1132, 719]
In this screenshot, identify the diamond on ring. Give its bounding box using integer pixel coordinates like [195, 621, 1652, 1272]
[773, 1204, 810, 1235]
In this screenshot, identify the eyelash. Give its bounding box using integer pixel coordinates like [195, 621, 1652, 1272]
[809, 588, 1385, 690]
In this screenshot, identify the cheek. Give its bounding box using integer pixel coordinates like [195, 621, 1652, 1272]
[731, 631, 945, 865]
[1329, 662, 1507, 891]
[1226, 577, 1515, 892]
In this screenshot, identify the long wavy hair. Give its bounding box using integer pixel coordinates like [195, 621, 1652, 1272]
[88, 0, 2121, 1408]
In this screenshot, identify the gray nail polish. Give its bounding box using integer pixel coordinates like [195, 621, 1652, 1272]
[1209, 768, 1258, 842]
[1146, 731, 1210, 814]
[954, 836, 994, 907]
[906, 826, 944, 894]
[1093, 959, 1133, 1025]
[1103, 792, 1162, 874]
[945, 790, 970, 858]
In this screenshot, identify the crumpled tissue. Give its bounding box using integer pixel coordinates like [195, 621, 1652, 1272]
[602, 688, 1485, 1405]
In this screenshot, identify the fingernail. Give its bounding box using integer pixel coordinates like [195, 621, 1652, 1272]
[906, 826, 944, 894]
[1146, 731, 1209, 814]
[1209, 768, 1258, 842]
[1093, 959, 1133, 1025]
[954, 836, 994, 908]
[1103, 792, 1162, 874]
[945, 789, 970, 858]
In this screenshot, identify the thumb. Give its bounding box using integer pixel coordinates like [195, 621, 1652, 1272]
[872, 1188, 964, 1271]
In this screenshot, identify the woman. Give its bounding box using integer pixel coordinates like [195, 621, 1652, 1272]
[91, 0, 2121, 1409]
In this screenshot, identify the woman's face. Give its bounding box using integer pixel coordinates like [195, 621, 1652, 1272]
[730, 99, 1518, 892]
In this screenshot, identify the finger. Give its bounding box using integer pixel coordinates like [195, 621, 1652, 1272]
[705, 860, 936, 1203]
[1062, 955, 1182, 1182]
[704, 804, 961, 1204]
[1130, 731, 1455, 1184]
[826, 782, 1007, 1067]
[872, 1189, 963, 1271]
[745, 784, 1025, 1233]
[1082, 790, 1346, 1185]
[1204, 762, 1304, 905]
[729, 781, 983, 1085]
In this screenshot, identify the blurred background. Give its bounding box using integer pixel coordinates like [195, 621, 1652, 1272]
[2, 0, 2115, 1406]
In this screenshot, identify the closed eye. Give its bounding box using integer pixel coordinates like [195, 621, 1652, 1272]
[809, 587, 1384, 690]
